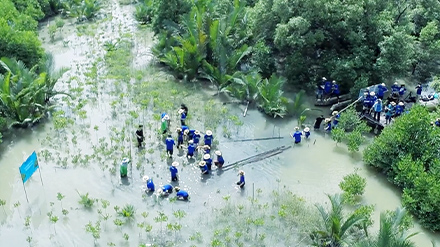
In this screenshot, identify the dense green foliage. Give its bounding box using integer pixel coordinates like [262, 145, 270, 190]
[60, 0, 102, 20]
[364, 105, 440, 231]
[339, 173, 367, 205]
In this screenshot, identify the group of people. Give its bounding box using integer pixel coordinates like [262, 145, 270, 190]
[316, 77, 340, 101]
[290, 126, 311, 144]
[130, 104, 246, 201]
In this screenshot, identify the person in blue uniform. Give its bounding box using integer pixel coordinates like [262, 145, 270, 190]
[377, 83, 388, 99]
[170, 161, 179, 181]
[198, 145, 210, 154]
[385, 102, 396, 124]
[323, 79, 333, 100]
[203, 154, 213, 170]
[395, 102, 404, 117]
[331, 81, 340, 99]
[434, 118, 440, 127]
[362, 92, 370, 115]
[391, 82, 400, 94]
[399, 84, 406, 98]
[178, 109, 186, 126]
[193, 130, 201, 145]
[372, 98, 383, 122]
[143, 176, 155, 192]
[188, 129, 195, 140]
[416, 84, 422, 98]
[236, 170, 245, 188]
[175, 187, 189, 200]
[161, 184, 173, 195]
[180, 104, 188, 116]
[368, 92, 377, 110]
[332, 111, 340, 128]
[176, 128, 184, 149]
[324, 118, 332, 132]
[187, 140, 196, 158]
[204, 130, 213, 147]
[165, 135, 175, 157]
[214, 150, 225, 168]
[303, 127, 311, 139]
[291, 127, 302, 144]
[199, 161, 209, 174]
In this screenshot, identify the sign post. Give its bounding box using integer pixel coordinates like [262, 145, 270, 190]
[19, 151, 41, 203]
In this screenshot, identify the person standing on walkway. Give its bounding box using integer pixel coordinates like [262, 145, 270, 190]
[324, 118, 332, 132]
[399, 84, 406, 98]
[136, 125, 144, 148]
[236, 170, 245, 188]
[170, 161, 179, 181]
[416, 84, 423, 98]
[166, 134, 175, 157]
[372, 99, 383, 122]
[377, 83, 388, 99]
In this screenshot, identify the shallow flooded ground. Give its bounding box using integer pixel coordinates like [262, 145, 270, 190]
[0, 1, 439, 247]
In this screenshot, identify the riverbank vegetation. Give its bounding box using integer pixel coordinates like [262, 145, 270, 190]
[364, 105, 440, 231]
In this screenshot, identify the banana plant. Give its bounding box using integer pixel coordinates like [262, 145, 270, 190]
[226, 71, 261, 102]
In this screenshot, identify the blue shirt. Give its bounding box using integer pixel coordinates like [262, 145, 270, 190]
[304, 131, 310, 138]
[399, 87, 406, 96]
[377, 85, 388, 97]
[161, 113, 167, 119]
[204, 135, 213, 145]
[162, 184, 173, 193]
[239, 175, 245, 184]
[188, 129, 195, 138]
[369, 96, 377, 107]
[333, 114, 340, 125]
[396, 105, 403, 115]
[166, 137, 175, 150]
[416, 85, 422, 95]
[435, 121, 440, 127]
[178, 132, 184, 141]
[176, 190, 188, 199]
[147, 179, 155, 191]
[204, 158, 213, 169]
[292, 131, 302, 143]
[193, 134, 201, 144]
[324, 81, 332, 94]
[325, 122, 332, 131]
[188, 143, 196, 154]
[182, 125, 189, 132]
[363, 96, 371, 106]
[217, 156, 224, 164]
[181, 112, 186, 120]
[200, 164, 209, 173]
[391, 85, 400, 93]
[170, 166, 178, 176]
[332, 84, 340, 95]
[373, 101, 382, 112]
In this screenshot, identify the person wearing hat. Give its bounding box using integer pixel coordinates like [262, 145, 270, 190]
[214, 150, 225, 168]
[143, 176, 155, 192]
[178, 108, 187, 126]
[303, 127, 311, 139]
[187, 129, 195, 140]
[399, 84, 406, 97]
[161, 184, 174, 195]
[175, 187, 189, 200]
[170, 161, 179, 181]
[395, 102, 404, 117]
[368, 92, 377, 110]
[120, 158, 130, 177]
[372, 98, 383, 122]
[203, 154, 213, 170]
[180, 104, 188, 116]
[204, 130, 213, 147]
[391, 82, 400, 94]
[435, 118, 440, 127]
[165, 134, 175, 157]
[291, 127, 302, 144]
[176, 128, 184, 149]
[236, 170, 245, 188]
[323, 79, 333, 100]
[362, 92, 371, 115]
[193, 130, 201, 145]
[199, 161, 209, 174]
[331, 81, 340, 99]
[183, 129, 190, 143]
[316, 78, 325, 101]
[332, 111, 340, 128]
[135, 125, 144, 148]
[324, 118, 332, 132]
[198, 144, 211, 154]
[377, 83, 388, 99]
[385, 101, 396, 124]
[161, 114, 170, 134]
[416, 84, 423, 97]
[186, 140, 197, 158]
[314, 115, 325, 130]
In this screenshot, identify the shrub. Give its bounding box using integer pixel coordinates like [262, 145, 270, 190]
[339, 173, 367, 204]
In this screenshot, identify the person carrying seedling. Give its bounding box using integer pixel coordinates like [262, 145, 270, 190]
[203, 154, 213, 170]
[161, 184, 174, 196]
[214, 150, 224, 169]
[120, 158, 130, 178]
[143, 176, 155, 192]
[186, 139, 196, 158]
[176, 127, 184, 149]
[236, 170, 245, 188]
[170, 161, 179, 181]
[193, 130, 201, 145]
[199, 161, 209, 174]
[303, 127, 311, 139]
[161, 114, 170, 134]
[136, 125, 144, 148]
[165, 134, 175, 157]
[204, 130, 213, 147]
[175, 187, 189, 200]
[178, 108, 187, 126]
[291, 127, 302, 144]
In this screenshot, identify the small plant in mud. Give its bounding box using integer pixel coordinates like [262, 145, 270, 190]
[0, 199, 6, 214]
[85, 220, 101, 244]
[339, 173, 367, 205]
[48, 24, 58, 42]
[123, 232, 129, 241]
[77, 191, 96, 208]
[24, 216, 31, 228]
[47, 211, 59, 233]
[118, 204, 136, 220]
[57, 192, 65, 208]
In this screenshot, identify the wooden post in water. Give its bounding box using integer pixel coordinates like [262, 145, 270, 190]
[252, 183, 255, 202]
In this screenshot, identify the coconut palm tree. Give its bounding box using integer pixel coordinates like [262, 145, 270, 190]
[310, 194, 367, 247]
[355, 208, 417, 247]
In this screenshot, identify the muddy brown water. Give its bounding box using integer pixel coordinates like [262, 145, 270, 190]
[0, 2, 439, 247]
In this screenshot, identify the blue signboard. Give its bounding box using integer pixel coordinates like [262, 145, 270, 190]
[19, 151, 39, 183]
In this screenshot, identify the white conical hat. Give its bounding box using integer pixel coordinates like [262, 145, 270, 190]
[398, 102, 404, 106]
[172, 161, 179, 167]
[195, 130, 200, 135]
[199, 161, 206, 167]
[215, 150, 221, 156]
[203, 154, 210, 160]
[206, 130, 212, 136]
[304, 127, 310, 132]
[238, 170, 245, 175]
[163, 115, 170, 120]
[178, 109, 184, 114]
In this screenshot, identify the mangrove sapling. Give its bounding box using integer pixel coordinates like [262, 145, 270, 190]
[77, 191, 96, 208]
[14, 201, 21, 218]
[85, 220, 102, 245]
[47, 211, 59, 233]
[24, 216, 31, 228]
[154, 211, 168, 243]
[339, 173, 367, 205]
[113, 218, 124, 231]
[0, 199, 6, 214]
